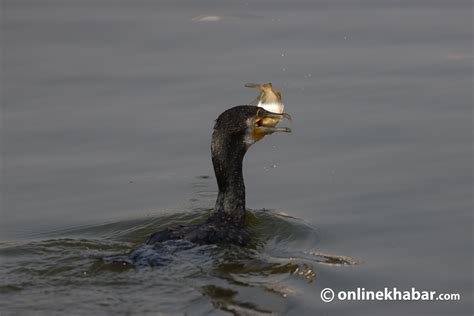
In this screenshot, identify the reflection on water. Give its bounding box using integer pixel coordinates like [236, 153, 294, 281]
[0, 209, 355, 314]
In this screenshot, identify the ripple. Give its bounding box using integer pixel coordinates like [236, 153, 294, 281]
[0, 209, 357, 314]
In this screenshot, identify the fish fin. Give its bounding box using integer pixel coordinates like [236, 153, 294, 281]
[275, 91, 282, 100]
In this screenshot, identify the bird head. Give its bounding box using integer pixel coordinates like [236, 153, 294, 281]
[212, 106, 291, 151]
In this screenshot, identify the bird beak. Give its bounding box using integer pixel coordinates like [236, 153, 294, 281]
[254, 111, 292, 142]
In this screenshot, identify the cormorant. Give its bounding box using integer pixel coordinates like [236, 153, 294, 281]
[146, 106, 291, 246]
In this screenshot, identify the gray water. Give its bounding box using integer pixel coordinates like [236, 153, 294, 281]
[1, 0, 472, 315]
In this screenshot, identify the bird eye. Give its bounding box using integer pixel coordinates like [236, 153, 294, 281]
[256, 108, 266, 119]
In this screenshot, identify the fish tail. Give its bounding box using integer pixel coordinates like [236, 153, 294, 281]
[245, 83, 262, 89]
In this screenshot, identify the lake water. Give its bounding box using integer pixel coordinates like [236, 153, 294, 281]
[1, 0, 472, 315]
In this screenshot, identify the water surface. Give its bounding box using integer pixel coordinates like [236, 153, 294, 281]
[1, 0, 472, 315]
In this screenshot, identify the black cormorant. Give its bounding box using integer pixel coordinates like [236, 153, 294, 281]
[146, 106, 291, 246]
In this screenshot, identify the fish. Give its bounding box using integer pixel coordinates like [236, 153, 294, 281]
[245, 82, 285, 127]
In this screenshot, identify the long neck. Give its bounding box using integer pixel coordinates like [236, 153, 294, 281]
[210, 130, 248, 226]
